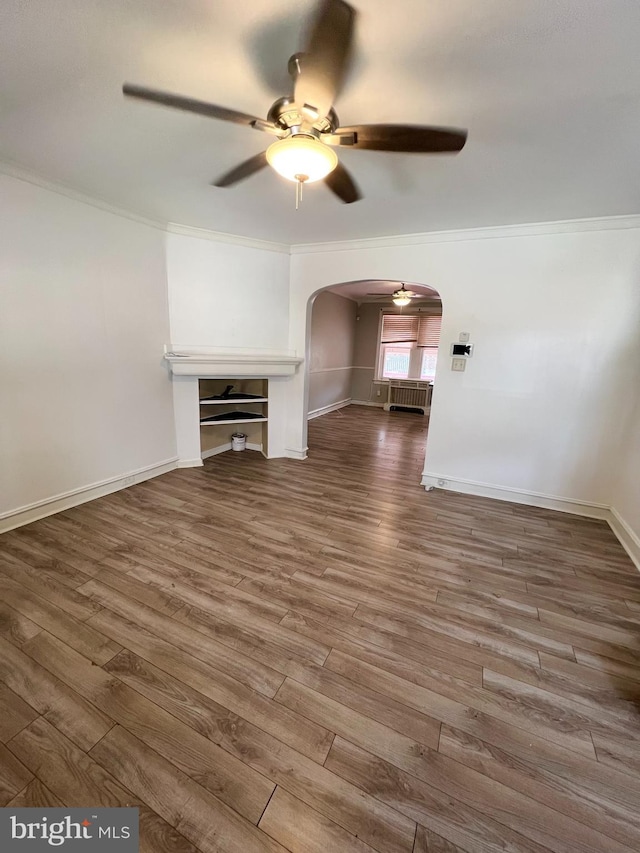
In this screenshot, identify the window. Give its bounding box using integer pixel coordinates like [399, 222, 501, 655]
[382, 345, 412, 379]
[418, 315, 441, 381]
[420, 348, 438, 381]
[378, 312, 442, 381]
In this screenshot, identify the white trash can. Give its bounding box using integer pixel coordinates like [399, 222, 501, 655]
[231, 432, 247, 451]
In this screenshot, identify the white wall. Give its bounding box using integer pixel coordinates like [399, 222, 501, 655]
[609, 283, 640, 564]
[308, 291, 357, 414]
[288, 224, 640, 511]
[166, 232, 290, 350]
[612, 392, 640, 565]
[0, 175, 176, 524]
[164, 231, 292, 464]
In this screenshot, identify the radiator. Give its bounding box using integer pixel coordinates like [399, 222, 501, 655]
[384, 381, 432, 414]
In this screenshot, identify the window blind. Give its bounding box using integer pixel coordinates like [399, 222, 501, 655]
[380, 314, 419, 343]
[381, 313, 442, 345]
[417, 315, 442, 347]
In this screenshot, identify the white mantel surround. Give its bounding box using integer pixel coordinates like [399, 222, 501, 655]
[165, 346, 303, 466]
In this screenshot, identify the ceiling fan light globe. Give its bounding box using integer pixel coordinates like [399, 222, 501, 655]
[392, 296, 411, 306]
[266, 136, 338, 183]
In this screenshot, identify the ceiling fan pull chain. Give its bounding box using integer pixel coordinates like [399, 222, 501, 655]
[295, 176, 306, 210]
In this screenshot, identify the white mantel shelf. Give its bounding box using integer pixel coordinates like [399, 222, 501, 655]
[165, 350, 302, 378]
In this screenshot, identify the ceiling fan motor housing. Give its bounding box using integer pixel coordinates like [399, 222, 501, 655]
[267, 96, 339, 134]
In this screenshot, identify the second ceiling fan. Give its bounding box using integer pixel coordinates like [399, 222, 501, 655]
[368, 284, 420, 305]
[123, 0, 468, 204]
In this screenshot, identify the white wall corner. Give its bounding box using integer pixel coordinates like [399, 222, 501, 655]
[608, 508, 640, 571]
[177, 457, 205, 467]
[0, 458, 178, 534]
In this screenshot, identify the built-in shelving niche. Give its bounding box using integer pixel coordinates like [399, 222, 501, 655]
[198, 378, 268, 459]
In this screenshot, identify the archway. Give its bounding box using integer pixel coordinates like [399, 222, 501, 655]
[301, 279, 444, 483]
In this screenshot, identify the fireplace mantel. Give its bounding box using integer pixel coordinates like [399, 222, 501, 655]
[164, 345, 302, 378]
[165, 345, 302, 464]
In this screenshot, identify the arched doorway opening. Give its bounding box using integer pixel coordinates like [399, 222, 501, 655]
[303, 279, 443, 484]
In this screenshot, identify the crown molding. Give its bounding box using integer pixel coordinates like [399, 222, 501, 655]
[3, 158, 639, 255]
[0, 159, 167, 232]
[0, 159, 290, 253]
[290, 214, 640, 254]
[165, 222, 289, 254]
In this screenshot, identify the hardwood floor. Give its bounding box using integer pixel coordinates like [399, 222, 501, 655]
[1, 404, 640, 852]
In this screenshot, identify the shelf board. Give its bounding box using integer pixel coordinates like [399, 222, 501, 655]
[200, 397, 268, 405]
[200, 416, 268, 426]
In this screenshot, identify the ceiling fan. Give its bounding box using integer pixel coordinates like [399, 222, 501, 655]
[123, 0, 467, 205]
[367, 284, 419, 306]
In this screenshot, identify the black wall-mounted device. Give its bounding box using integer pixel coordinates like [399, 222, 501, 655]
[451, 343, 473, 356]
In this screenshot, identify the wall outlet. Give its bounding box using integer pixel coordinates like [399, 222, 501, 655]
[451, 358, 466, 372]
[459, 332, 470, 343]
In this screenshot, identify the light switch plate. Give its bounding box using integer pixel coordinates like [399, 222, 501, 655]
[451, 358, 466, 372]
[459, 332, 470, 343]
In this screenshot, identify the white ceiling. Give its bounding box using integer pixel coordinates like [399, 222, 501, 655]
[1, 0, 639, 244]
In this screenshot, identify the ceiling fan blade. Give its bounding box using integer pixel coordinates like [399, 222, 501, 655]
[333, 124, 468, 152]
[294, 0, 356, 120]
[324, 161, 361, 204]
[123, 83, 268, 128]
[212, 151, 268, 187]
[367, 291, 417, 297]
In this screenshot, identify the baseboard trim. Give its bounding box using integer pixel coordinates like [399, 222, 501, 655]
[0, 457, 179, 533]
[177, 458, 204, 468]
[285, 447, 308, 460]
[420, 473, 611, 519]
[420, 472, 640, 571]
[201, 444, 232, 459]
[350, 400, 385, 408]
[609, 507, 640, 571]
[308, 398, 352, 420]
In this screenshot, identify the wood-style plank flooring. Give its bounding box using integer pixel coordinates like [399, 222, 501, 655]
[1, 405, 640, 852]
